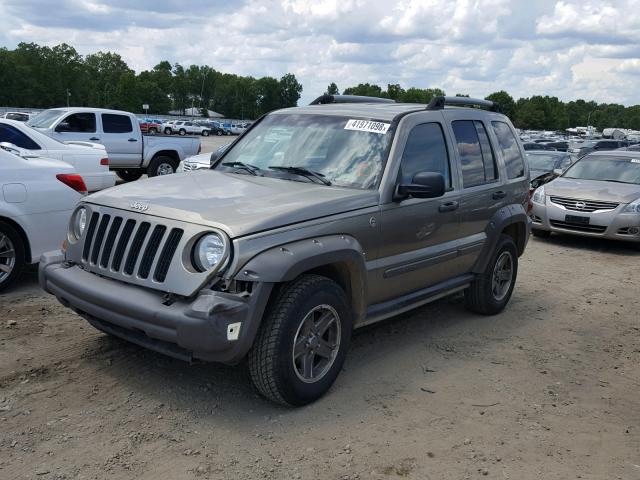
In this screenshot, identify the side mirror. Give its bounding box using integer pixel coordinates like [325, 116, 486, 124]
[395, 172, 445, 201]
[55, 121, 71, 132]
[209, 151, 220, 165]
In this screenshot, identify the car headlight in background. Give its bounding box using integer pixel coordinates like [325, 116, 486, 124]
[193, 232, 227, 271]
[622, 197, 640, 213]
[532, 185, 545, 205]
[69, 206, 87, 241]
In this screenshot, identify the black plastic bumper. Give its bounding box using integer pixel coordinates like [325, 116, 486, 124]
[40, 253, 272, 364]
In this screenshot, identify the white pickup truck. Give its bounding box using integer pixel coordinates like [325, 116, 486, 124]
[28, 108, 201, 181]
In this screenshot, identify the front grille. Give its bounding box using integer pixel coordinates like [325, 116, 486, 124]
[550, 196, 619, 213]
[550, 220, 607, 233]
[80, 213, 183, 284]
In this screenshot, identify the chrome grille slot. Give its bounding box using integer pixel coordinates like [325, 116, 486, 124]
[550, 196, 619, 212]
[81, 212, 99, 261]
[90, 214, 111, 265]
[100, 217, 122, 268]
[111, 219, 136, 271]
[138, 225, 167, 279]
[124, 222, 150, 275]
[154, 228, 183, 282]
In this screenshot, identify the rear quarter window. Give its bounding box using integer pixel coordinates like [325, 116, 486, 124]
[491, 121, 525, 179]
[102, 114, 133, 133]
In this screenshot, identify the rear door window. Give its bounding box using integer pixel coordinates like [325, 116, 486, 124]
[399, 123, 451, 189]
[102, 114, 133, 133]
[491, 121, 525, 179]
[0, 123, 41, 150]
[452, 120, 498, 188]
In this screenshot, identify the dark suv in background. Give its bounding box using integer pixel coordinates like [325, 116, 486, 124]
[41, 95, 531, 406]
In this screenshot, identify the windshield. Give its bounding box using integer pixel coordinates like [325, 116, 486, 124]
[215, 113, 392, 189]
[527, 153, 566, 171]
[563, 155, 640, 185]
[27, 109, 65, 128]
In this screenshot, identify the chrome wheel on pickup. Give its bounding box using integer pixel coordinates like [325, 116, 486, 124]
[249, 275, 352, 406]
[0, 222, 25, 292]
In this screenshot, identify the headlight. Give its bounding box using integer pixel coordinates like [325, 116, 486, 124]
[532, 185, 545, 205]
[69, 207, 87, 241]
[193, 233, 227, 271]
[622, 197, 640, 213]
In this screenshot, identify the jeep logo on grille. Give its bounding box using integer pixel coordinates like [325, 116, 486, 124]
[129, 201, 149, 212]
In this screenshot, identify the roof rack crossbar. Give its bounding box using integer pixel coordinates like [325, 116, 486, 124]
[309, 94, 396, 105]
[426, 96, 502, 113]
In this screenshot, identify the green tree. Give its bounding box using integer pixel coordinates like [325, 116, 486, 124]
[485, 91, 516, 119]
[326, 82, 339, 95]
[279, 73, 303, 107]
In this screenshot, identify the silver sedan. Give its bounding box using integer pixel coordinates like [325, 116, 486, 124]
[530, 151, 640, 248]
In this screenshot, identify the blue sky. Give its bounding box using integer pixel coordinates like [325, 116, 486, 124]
[1, 0, 639, 106]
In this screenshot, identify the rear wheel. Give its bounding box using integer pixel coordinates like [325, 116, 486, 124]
[465, 234, 518, 315]
[248, 275, 352, 406]
[216, 130, 223, 136]
[0, 221, 25, 293]
[202, 130, 210, 136]
[532, 229, 551, 239]
[115, 169, 143, 182]
[164, 127, 172, 135]
[147, 156, 177, 177]
[148, 127, 158, 135]
[178, 129, 186, 136]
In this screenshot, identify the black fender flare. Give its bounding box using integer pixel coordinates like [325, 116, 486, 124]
[472, 204, 531, 274]
[234, 234, 368, 321]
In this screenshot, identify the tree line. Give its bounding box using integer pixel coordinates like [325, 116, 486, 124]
[328, 83, 640, 131]
[0, 42, 303, 119]
[2, 42, 639, 129]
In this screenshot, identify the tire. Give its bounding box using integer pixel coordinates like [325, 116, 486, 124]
[248, 274, 353, 406]
[178, 129, 186, 136]
[164, 128, 172, 135]
[148, 127, 157, 135]
[216, 130, 223, 136]
[464, 234, 518, 315]
[532, 229, 551, 239]
[115, 169, 143, 182]
[0, 221, 26, 293]
[147, 156, 177, 177]
[202, 130, 210, 137]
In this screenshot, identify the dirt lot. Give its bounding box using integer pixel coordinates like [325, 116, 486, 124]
[1, 235, 639, 480]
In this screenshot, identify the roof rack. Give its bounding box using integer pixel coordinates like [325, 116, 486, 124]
[426, 96, 502, 113]
[309, 94, 396, 105]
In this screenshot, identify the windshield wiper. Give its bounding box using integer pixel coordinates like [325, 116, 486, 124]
[221, 161, 261, 176]
[268, 166, 332, 186]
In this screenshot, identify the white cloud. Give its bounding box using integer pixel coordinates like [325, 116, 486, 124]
[0, 0, 639, 107]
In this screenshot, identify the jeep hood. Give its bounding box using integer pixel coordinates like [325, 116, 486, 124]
[86, 170, 379, 238]
[545, 177, 640, 204]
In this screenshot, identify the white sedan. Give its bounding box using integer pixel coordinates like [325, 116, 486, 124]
[0, 145, 86, 291]
[0, 119, 115, 192]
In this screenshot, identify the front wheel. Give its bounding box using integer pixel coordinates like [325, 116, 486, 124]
[148, 127, 157, 135]
[178, 129, 186, 136]
[147, 156, 177, 177]
[464, 234, 518, 315]
[0, 221, 25, 293]
[202, 130, 210, 136]
[164, 128, 172, 135]
[248, 275, 353, 406]
[115, 169, 143, 182]
[216, 130, 223, 136]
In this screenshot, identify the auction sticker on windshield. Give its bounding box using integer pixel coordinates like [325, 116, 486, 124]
[344, 119, 390, 134]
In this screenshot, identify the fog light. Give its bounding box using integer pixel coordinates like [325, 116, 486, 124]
[629, 227, 640, 235]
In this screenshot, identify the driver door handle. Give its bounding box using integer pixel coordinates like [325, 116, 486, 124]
[438, 201, 459, 213]
[128, 138, 138, 142]
[89, 137, 100, 141]
[492, 191, 507, 200]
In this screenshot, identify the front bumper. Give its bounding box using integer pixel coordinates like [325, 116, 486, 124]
[39, 252, 272, 364]
[530, 199, 640, 243]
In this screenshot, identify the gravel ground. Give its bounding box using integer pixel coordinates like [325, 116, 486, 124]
[1, 234, 639, 480]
